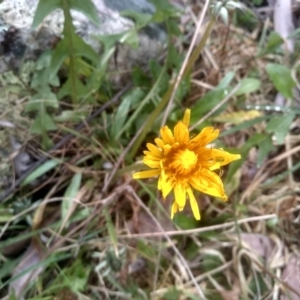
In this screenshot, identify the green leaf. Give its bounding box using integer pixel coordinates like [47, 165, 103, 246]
[22, 159, 61, 186]
[257, 135, 274, 167]
[58, 76, 89, 100]
[218, 71, 235, 88]
[62, 173, 82, 220]
[191, 72, 235, 119]
[121, 10, 153, 29]
[163, 287, 182, 300]
[173, 214, 199, 229]
[125, 30, 140, 49]
[50, 33, 98, 79]
[151, 0, 180, 22]
[220, 115, 269, 137]
[201, 253, 224, 272]
[234, 78, 261, 96]
[30, 111, 57, 134]
[95, 30, 139, 53]
[191, 72, 235, 121]
[32, 0, 99, 28]
[266, 112, 295, 144]
[191, 88, 228, 120]
[30, 110, 57, 148]
[68, 0, 100, 25]
[53, 110, 86, 123]
[26, 89, 58, 112]
[265, 31, 284, 53]
[110, 92, 133, 139]
[266, 63, 296, 99]
[103, 207, 118, 249]
[32, 0, 61, 28]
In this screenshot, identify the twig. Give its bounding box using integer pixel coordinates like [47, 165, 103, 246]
[118, 214, 277, 238]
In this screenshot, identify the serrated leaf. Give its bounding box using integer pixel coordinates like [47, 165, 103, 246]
[62, 173, 82, 220]
[211, 110, 262, 124]
[32, 0, 61, 28]
[30, 111, 57, 134]
[266, 112, 295, 144]
[50, 33, 98, 80]
[22, 159, 61, 186]
[234, 78, 261, 96]
[121, 10, 153, 29]
[35, 49, 52, 70]
[266, 64, 296, 99]
[68, 0, 100, 25]
[26, 89, 58, 112]
[32, 0, 99, 28]
[58, 76, 89, 100]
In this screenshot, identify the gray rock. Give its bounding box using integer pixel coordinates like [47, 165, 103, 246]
[0, 0, 166, 71]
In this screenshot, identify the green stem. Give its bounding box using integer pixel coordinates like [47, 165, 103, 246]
[62, 0, 78, 104]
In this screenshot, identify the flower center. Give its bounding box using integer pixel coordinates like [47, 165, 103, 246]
[169, 149, 198, 175]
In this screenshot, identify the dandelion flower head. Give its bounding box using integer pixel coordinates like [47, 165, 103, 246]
[133, 109, 241, 220]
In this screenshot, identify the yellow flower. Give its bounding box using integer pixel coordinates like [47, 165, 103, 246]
[133, 109, 241, 220]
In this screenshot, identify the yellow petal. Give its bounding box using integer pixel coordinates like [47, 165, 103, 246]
[189, 169, 228, 200]
[187, 186, 200, 220]
[209, 162, 221, 171]
[171, 201, 178, 219]
[146, 143, 162, 158]
[133, 169, 160, 179]
[143, 156, 160, 168]
[163, 144, 172, 156]
[211, 149, 241, 166]
[158, 172, 174, 198]
[190, 127, 219, 148]
[182, 109, 190, 127]
[193, 148, 220, 170]
[155, 138, 164, 149]
[160, 126, 175, 145]
[143, 151, 161, 160]
[174, 184, 186, 207]
[178, 205, 184, 211]
[174, 121, 189, 144]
